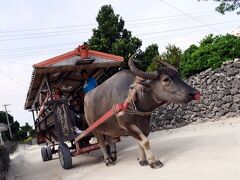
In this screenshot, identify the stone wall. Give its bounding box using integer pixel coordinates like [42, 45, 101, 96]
[150, 58, 240, 131]
[0, 145, 10, 180]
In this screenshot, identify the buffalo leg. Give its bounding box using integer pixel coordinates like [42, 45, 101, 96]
[111, 143, 117, 162]
[138, 145, 148, 166]
[118, 119, 163, 169]
[94, 132, 115, 166]
[106, 136, 117, 162]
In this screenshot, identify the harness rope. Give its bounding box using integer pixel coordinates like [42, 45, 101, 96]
[119, 77, 167, 116]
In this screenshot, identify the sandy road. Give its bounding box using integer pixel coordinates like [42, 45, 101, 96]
[7, 117, 240, 180]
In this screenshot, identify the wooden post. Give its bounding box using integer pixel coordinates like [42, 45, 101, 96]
[31, 110, 36, 124]
[45, 74, 53, 100]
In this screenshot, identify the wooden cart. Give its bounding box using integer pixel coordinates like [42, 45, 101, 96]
[24, 45, 123, 169]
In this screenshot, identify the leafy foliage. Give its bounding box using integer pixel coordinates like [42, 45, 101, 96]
[17, 122, 36, 142]
[180, 34, 240, 78]
[199, 0, 240, 14]
[0, 111, 20, 141]
[162, 44, 182, 69]
[147, 44, 182, 72]
[0, 111, 36, 142]
[214, 0, 240, 14]
[88, 5, 142, 68]
[136, 44, 159, 71]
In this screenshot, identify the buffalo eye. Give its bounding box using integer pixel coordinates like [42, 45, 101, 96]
[163, 77, 170, 82]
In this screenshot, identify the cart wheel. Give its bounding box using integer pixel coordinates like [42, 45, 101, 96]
[41, 147, 48, 162]
[46, 146, 52, 160]
[58, 143, 72, 169]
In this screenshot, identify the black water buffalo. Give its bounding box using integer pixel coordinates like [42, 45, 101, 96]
[84, 54, 200, 168]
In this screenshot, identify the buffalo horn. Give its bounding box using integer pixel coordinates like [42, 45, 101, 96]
[128, 53, 159, 79]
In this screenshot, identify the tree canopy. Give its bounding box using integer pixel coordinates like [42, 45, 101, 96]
[0, 111, 36, 142]
[147, 44, 182, 72]
[17, 122, 36, 142]
[88, 5, 142, 68]
[88, 5, 161, 70]
[137, 44, 159, 71]
[180, 34, 240, 78]
[147, 34, 240, 79]
[200, 0, 240, 14]
[0, 111, 19, 141]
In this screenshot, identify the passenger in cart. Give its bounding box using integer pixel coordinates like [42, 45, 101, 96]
[52, 87, 82, 134]
[81, 69, 98, 94]
[81, 69, 98, 144]
[37, 90, 53, 120]
[69, 99, 84, 134]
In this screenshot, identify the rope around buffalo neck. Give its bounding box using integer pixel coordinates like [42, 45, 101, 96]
[121, 76, 168, 116]
[122, 77, 153, 116]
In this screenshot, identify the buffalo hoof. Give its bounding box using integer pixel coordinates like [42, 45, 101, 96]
[149, 160, 164, 169]
[111, 151, 117, 162]
[105, 158, 115, 167]
[111, 156, 117, 163]
[139, 159, 149, 166]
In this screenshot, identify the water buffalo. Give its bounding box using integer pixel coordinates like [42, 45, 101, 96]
[84, 54, 200, 168]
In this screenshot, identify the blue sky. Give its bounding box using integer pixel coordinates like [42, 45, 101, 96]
[0, 0, 239, 126]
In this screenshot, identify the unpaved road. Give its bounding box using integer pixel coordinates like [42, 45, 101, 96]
[8, 117, 240, 180]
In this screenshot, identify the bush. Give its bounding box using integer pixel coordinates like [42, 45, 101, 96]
[23, 136, 33, 144]
[0, 145, 10, 179]
[147, 44, 182, 72]
[180, 34, 240, 78]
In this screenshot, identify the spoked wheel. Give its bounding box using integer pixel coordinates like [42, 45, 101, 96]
[46, 146, 52, 160]
[41, 147, 48, 162]
[58, 143, 72, 169]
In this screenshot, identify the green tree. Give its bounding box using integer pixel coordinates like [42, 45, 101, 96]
[20, 122, 32, 132]
[180, 34, 240, 78]
[17, 130, 28, 141]
[199, 0, 240, 14]
[17, 122, 35, 141]
[137, 44, 159, 71]
[161, 44, 182, 69]
[29, 129, 36, 138]
[88, 5, 142, 68]
[147, 44, 182, 71]
[0, 111, 20, 141]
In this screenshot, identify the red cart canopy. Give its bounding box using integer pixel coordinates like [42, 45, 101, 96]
[24, 45, 124, 110]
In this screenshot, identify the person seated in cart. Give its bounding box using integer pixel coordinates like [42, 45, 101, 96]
[52, 87, 83, 134]
[52, 86, 66, 99]
[38, 87, 82, 134]
[69, 98, 84, 134]
[81, 69, 98, 94]
[37, 90, 50, 120]
[81, 69, 98, 144]
[37, 87, 63, 119]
